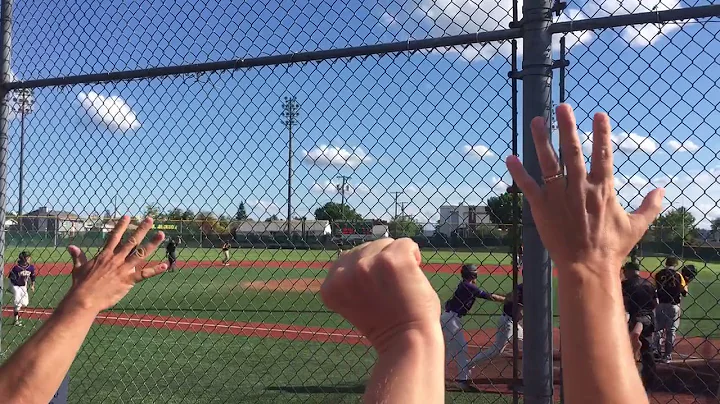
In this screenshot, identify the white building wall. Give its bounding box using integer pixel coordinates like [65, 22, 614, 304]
[437, 205, 492, 236]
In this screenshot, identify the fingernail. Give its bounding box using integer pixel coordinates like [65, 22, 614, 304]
[506, 155, 520, 164]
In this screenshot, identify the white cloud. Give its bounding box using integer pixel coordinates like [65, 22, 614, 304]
[666, 139, 700, 153]
[490, 176, 509, 193]
[554, 9, 595, 51]
[461, 144, 495, 160]
[582, 132, 658, 155]
[580, 0, 683, 47]
[310, 180, 370, 196]
[246, 199, 280, 218]
[613, 133, 658, 154]
[622, 22, 682, 48]
[613, 166, 720, 228]
[392, 0, 676, 62]
[405, 184, 420, 196]
[301, 145, 371, 168]
[380, 12, 397, 27]
[77, 91, 141, 134]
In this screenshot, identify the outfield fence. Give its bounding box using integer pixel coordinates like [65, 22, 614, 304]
[0, 0, 718, 403]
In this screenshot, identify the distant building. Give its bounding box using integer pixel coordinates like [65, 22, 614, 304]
[231, 219, 331, 237]
[22, 207, 84, 234]
[332, 220, 389, 245]
[437, 205, 492, 237]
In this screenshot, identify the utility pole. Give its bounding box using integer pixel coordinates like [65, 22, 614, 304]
[11, 88, 33, 217]
[400, 202, 408, 217]
[336, 175, 351, 218]
[281, 96, 300, 236]
[390, 191, 402, 219]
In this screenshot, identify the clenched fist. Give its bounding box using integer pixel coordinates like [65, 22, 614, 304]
[320, 238, 441, 351]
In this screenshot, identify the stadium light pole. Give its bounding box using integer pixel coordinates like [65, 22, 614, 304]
[11, 87, 33, 218]
[281, 96, 300, 237]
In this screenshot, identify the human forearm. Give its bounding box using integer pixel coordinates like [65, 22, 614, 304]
[0, 294, 97, 404]
[364, 325, 444, 404]
[558, 266, 648, 404]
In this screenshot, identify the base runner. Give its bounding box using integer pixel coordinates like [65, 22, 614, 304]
[8, 252, 36, 326]
[467, 282, 524, 370]
[440, 264, 505, 391]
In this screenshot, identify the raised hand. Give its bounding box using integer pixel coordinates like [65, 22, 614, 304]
[320, 238, 440, 349]
[320, 238, 443, 404]
[506, 103, 664, 272]
[65, 216, 167, 313]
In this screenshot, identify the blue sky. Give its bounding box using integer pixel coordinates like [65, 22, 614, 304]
[5, 0, 720, 227]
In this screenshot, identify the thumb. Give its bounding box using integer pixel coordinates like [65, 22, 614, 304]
[630, 188, 665, 233]
[67, 245, 88, 269]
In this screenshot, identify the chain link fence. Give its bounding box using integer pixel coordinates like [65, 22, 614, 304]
[0, 0, 718, 402]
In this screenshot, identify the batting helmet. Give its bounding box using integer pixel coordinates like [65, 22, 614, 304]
[18, 251, 30, 264]
[681, 264, 698, 282]
[461, 264, 478, 280]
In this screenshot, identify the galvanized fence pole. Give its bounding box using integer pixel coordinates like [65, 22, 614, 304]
[521, 0, 555, 402]
[0, 0, 12, 358]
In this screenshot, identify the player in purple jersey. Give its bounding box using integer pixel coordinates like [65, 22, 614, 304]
[8, 252, 36, 326]
[440, 264, 505, 391]
[467, 282, 524, 371]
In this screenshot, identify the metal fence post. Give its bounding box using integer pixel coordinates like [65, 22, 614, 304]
[0, 0, 12, 357]
[522, 0, 555, 402]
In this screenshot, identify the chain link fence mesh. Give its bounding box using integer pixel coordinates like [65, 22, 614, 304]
[0, 0, 717, 403]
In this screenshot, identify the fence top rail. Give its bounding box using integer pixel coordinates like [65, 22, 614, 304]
[3, 5, 718, 91]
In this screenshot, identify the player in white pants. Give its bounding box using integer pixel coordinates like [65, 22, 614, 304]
[467, 283, 524, 369]
[8, 252, 36, 326]
[441, 264, 506, 391]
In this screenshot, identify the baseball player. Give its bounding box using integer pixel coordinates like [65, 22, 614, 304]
[654, 256, 686, 363]
[221, 242, 231, 266]
[466, 282, 523, 372]
[166, 237, 181, 272]
[621, 262, 658, 387]
[440, 264, 505, 391]
[8, 252, 36, 326]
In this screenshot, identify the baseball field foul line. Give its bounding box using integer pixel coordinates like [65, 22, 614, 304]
[1, 307, 506, 349]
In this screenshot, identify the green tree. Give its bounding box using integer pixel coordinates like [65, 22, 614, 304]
[235, 203, 248, 221]
[167, 208, 185, 220]
[314, 202, 363, 222]
[195, 212, 220, 234]
[653, 207, 697, 242]
[389, 215, 420, 237]
[144, 204, 162, 218]
[711, 218, 720, 241]
[218, 214, 231, 232]
[486, 192, 522, 227]
[265, 214, 279, 222]
[181, 209, 195, 221]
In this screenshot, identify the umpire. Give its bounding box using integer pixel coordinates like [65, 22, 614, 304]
[654, 256, 686, 363]
[622, 262, 658, 388]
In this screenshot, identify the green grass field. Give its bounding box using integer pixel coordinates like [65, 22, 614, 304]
[2, 320, 516, 403]
[9, 245, 720, 271]
[3, 246, 720, 402]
